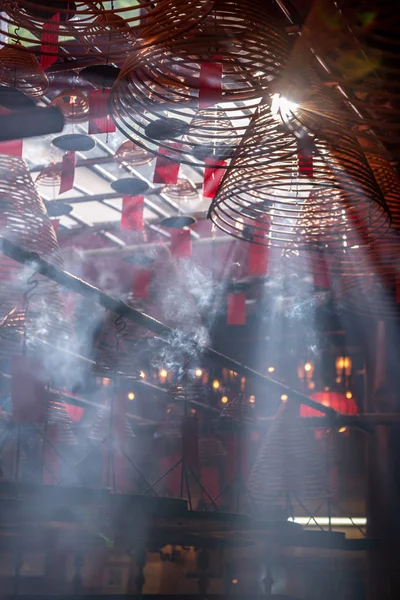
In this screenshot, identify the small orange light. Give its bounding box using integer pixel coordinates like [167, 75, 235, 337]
[345, 391, 352, 399]
[281, 394, 288, 402]
[221, 396, 228, 404]
[232, 579, 238, 585]
[102, 377, 111, 387]
[304, 362, 312, 372]
[249, 395, 255, 404]
[128, 392, 135, 401]
[338, 427, 347, 433]
[212, 379, 220, 390]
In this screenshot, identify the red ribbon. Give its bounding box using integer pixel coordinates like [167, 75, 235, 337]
[11, 355, 47, 423]
[153, 145, 182, 184]
[43, 423, 59, 485]
[227, 293, 246, 325]
[121, 195, 144, 231]
[170, 228, 192, 258]
[203, 159, 226, 198]
[59, 151, 76, 194]
[297, 138, 314, 178]
[133, 268, 151, 300]
[199, 61, 223, 108]
[40, 13, 60, 70]
[88, 90, 116, 135]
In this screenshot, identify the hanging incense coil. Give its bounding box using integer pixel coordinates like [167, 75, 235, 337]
[0, 44, 48, 98]
[89, 402, 135, 442]
[110, 0, 291, 167]
[338, 274, 400, 321]
[114, 140, 153, 168]
[248, 401, 332, 507]
[208, 92, 390, 249]
[46, 390, 77, 446]
[0, 0, 216, 61]
[35, 162, 62, 188]
[218, 393, 255, 426]
[50, 89, 89, 123]
[162, 178, 199, 204]
[198, 436, 226, 467]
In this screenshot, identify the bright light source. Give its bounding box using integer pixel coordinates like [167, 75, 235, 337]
[338, 427, 347, 433]
[160, 369, 168, 378]
[271, 93, 298, 121]
[267, 366, 275, 373]
[346, 391, 352, 399]
[221, 395, 228, 404]
[281, 394, 288, 402]
[304, 362, 312, 372]
[140, 370, 146, 379]
[249, 395, 256, 404]
[128, 392, 135, 401]
[288, 517, 366, 527]
[195, 368, 203, 378]
[232, 579, 238, 585]
[102, 378, 111, 387]
[212, 379, 220, 390]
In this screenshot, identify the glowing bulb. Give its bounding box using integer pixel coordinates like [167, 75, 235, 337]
[267, 367, 275, 373]
[195, 368, 203, 377]
[232, 579, 238, 585]
[346, 391, 352, 399]
[338, 427, 347, 433]
[324, 386, 330, 392]
[160, 369, 168, 378]
[304, 362, 312, 372]
[281, 394, 288, 402]
[102, 378, 111, 387]
[128, 392, 135, 401]
[271, 93, 298, 121]
[140, 371, 146, 379]
[212, 379, 220, 390]
[249, 395, 256, 404]
[221, 395, 228, 404]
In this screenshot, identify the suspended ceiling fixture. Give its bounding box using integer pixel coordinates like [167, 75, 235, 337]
[109, 0, 291, 168]
[0, 0, 216, 61]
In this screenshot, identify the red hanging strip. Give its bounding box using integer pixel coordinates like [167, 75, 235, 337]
[227, 293, 246, 325]
[121, 195, 144, 231]
[203, 159, 226, 198]
[88, 90, 116, 135]
[43, 423, 59, 485]
[40, 13, 60, 70]
[11, 355, 47, 423]
[199, 61, 223, 108]
[59, 151, 76, 194]
[153, 144, 182, 184]
[170, 228, 192, 258]
[65, 403, 85, 423]
[297, 138, 314, 178]
[133, 268, 151, 300]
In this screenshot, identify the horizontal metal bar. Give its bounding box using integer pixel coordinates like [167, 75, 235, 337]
[0, 236, 336, 417]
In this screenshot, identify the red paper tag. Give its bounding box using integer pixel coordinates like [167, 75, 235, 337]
[65, 403, 85, 423]
[121, 195, 144, 231]
[43, 423, 59, 485]
[227, 293, 246, 325]
[170, 228, 192, 258]
[203, 159, 226, 198]
[11, 355, 47, 423]
[298, 139, 314, 178]
[199, 61, 223, 108]
[59, 151, 76, 194]
[40, 13, 60, 70]
[134, 268, 151, 300]
[88, 90, 116, 135]
[153, 145, 181, 184]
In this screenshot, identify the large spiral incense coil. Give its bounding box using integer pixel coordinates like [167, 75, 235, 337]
[338, 274, 400, 320]
[0, 156, 69, 319]
[208, 96, 390, 249]
[114, 140, 153, 168]
[0, 45, 48, 98]
[89, 403, 135, 442]
[46, 390, 77, 445]
[50, 89, 89, 123]
[0, 0, 216, 62]
[110, 0, 291, 168]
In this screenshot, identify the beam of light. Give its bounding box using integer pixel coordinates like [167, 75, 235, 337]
[271, 93, 298, 122]
[288, 517, 366, 527]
